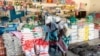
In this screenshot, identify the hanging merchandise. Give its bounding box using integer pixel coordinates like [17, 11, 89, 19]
[53, 0, 57, 3]
[47, 0, 53, 3]
[28, 3, 33, 8]
[7, 1, 13, 5]
[60, 0, 66, 4]
[14, 2, 20, 6]
[0, 1, 3, 6]
[2, 5, 8, 11]
[33, 0, 42, 2]
[66, 0, 73, 4]
[56, 7, 61, 13]
[33, 0, 37, 2]
[7, 5, 14, 10]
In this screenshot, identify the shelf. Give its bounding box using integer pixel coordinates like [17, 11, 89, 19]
[32, 2, 64, 7]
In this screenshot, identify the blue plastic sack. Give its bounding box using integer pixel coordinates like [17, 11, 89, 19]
[0, 27, 5, 35]
[1, 16, 9, 22]
[5, 23, 18, 32]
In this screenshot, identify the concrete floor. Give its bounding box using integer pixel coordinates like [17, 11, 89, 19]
[50, 38, 100, 56]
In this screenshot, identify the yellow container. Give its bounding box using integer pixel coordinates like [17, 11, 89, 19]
[84, 26, 89, 41]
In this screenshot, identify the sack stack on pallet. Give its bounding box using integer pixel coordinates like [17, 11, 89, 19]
[70, 25, 78, 43]
[0, 37, 6, 56]
[2, 33, 23, 56]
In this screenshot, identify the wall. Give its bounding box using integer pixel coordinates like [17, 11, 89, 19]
[89, 0, 100, 13]
[73, 0, 90, 13]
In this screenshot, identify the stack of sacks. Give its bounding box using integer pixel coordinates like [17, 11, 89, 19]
[2, 33, 16, 56]
[33, 26, 45, 39]
[0, 37, 6, 56]
[35, 39, 49, 56]
[70, 25, 78, 43]
[33, 27, 49, 56]
[2, 32, 23, 56]
[94, 29, 99, 39]
[78, 26, 84, 42]
[88, 23, 95, 40]
[21, 28, 36, 56]
[11, 31, 23, 56]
